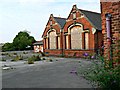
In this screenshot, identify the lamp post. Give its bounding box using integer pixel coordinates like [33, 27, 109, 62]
[105, 13, 112, 67]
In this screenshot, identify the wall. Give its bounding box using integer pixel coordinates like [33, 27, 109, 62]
[100, 0, 120, 66]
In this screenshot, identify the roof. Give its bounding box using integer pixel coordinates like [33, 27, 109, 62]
[33, 41, 43, 45]
[79, 9, 101, 30]
[54, 17, 66, 28]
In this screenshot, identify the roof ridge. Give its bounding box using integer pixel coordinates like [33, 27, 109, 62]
[54, 17, 66, 19]
[79, 9, 101, 14]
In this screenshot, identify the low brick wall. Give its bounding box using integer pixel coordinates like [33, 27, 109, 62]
[44, 49, 95, 58]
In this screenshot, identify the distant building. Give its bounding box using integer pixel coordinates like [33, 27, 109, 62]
[42, 5, 102, 57]
[33, 40, 43, 52]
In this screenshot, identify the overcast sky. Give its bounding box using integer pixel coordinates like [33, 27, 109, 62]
[0, 0, 101, 43]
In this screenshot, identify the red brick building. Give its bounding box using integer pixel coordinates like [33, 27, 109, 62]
[33, 40, 43, 53]
[42, 5, 102, 57]
[100, 0, 120, 66]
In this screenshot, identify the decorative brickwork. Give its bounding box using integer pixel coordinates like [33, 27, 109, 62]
[42, 5, 103, 57]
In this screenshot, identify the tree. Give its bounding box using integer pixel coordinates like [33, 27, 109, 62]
[2, 43, 14, 51]
[2, 31, 36, 51]
[13, 31, 36, 50]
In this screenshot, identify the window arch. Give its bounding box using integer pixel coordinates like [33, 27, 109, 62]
[48, 30, 56, 49]
[70, 25, 83, 49]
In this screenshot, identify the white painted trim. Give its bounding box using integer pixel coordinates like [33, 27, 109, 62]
[68, 23, 83, 34]
[92, 28, 96, 34]
[47, 29, 57, 37]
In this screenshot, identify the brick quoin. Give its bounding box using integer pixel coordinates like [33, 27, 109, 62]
[100, 0, 120, 66]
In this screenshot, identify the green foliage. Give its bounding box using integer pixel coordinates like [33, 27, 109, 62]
[78, 59, 120, 89]
[58, 54, 64, 57]
[2, 31, 36, 51]
[11, 55, 23, 61]
[13, 31, 35, 50]
[2, 43, 15, 51]
[32, 55, 41, 61]
[27, 58, 34, 64]
[27, 55, 41, 64]
[41, 52, 45, 56]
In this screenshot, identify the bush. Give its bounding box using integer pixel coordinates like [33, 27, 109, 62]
[27, 58, 34, 64]
[78, 59, 120, 89]
[95, 66, 120, 89]
[31, 55, 41, 61]
[27, 55, 41, 64]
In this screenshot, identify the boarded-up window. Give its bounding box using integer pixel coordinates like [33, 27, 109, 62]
[66, 35, 69, 49]
[49, 31, 56, 49]
[85, 33, 89, 49]
[58, 37, 60, 49]
[71, 26, 82, 49]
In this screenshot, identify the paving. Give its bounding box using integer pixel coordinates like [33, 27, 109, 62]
[2, 57, 94, 88]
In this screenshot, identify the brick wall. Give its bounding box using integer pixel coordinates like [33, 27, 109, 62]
[100, 1, 120, 66]
[42, 5, 103, 58]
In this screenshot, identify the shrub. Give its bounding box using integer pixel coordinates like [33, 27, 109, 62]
[27, 58, 34, 64]
[31, 55, 41, 61]
[27, 55, 41, 64]
[78, 58, 120, 89]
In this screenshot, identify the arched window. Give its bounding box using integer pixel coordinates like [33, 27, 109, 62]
[49, 31, 56, 49]
[71, 26, 82, 49]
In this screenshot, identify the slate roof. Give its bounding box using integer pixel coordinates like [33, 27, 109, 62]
[54, 17, 66, 29]
[33, 41, 43, 45]
[79, 9, 101, 30]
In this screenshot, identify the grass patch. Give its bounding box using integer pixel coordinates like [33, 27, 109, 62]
[27, 55, 41, 64]
[27, 58, 34, 64]
[11, 55, 23, 61]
